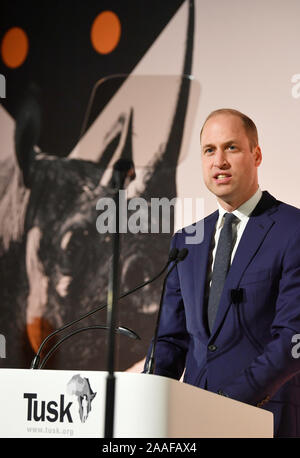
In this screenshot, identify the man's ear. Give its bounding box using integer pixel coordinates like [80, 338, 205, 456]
[253, 145, 262, 167]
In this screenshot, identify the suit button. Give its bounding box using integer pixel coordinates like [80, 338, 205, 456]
[208, 344, 217, 352]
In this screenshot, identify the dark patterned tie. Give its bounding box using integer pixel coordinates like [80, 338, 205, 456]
[207, 212, 237, 333]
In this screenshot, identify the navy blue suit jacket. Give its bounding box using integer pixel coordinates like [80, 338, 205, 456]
[145, 191, 300, 437]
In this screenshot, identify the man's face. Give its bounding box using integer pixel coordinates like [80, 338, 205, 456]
[201, 114, 262, 210]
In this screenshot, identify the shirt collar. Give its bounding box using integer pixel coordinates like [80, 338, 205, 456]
[216, 187, 262, 228]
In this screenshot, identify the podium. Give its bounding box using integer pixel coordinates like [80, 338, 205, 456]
[0, 369, 273, 438]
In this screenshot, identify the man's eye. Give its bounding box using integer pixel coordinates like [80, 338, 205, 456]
[227, 145, 236, 150]
[204, 148, 213, 154]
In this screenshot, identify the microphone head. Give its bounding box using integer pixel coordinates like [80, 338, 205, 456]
[117, 326, 141, 340]
[113, 157, 134, 172]
[177, 248, 189, 261]
[110, 158, 136, 189]
[168, 247, 179, 262]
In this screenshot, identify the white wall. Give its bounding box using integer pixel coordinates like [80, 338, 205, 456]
[178, 0, 300, 216]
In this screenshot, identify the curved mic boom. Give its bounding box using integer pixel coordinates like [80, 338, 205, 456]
[30, 247, 179, 369]
[38, 325, 140, 370]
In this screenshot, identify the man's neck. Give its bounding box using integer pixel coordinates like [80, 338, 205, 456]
[217, 187, 262, 213]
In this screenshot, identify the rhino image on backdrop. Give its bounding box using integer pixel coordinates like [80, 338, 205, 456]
[0, 0, 198, 371]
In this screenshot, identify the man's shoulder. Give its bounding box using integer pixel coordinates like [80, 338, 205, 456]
[270, 195, 300, 224]
[177, 209, 217, 232]
[173, 191, 300, 244]
[236, 190, 300, 223]
[275, 199, 300, 217]
[173, 209, 218, 247]
[251, 192, 300, 244]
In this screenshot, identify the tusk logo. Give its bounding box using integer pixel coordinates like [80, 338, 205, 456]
[66, 374, 97, 423]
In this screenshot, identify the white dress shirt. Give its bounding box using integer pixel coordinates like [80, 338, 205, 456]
[207, 187, 263, 287]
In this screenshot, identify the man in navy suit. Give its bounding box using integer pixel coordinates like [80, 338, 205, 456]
[144, 108, 300, 437]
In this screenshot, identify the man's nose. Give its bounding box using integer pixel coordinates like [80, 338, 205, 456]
[213, 149, 228, 168]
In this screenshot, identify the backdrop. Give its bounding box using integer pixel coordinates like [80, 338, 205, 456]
[0, 0, 299, 372]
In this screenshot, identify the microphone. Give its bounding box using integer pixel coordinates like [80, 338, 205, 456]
[176, 247, 188, 262]
[14, 83, 41, 188]
[145, 247, 189, 374]
[230, 288, 244, 304]
[109, 158, 136, 190]
[38, 325, 140, 370]
[30, 247, 179, 369]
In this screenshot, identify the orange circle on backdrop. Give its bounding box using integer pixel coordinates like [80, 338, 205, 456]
[1, 27, 29, 68]
[91, 11, 121, 54]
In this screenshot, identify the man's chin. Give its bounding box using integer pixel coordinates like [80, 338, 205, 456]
[208, 184, 234, 201]
[210, 187, 238, 209]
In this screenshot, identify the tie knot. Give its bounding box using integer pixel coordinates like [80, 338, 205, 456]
[223, 212, 238, 226]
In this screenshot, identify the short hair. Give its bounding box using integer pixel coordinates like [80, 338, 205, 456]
[200, 108, 259, 149]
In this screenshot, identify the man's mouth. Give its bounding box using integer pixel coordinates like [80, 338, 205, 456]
[213, 173, 232, 183]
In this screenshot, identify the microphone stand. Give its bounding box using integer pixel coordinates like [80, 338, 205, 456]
[104, 160, 135, 439]
[104, 185, 120, 438]
[145, 261, 178, 374]
[145, 248, 188, 374]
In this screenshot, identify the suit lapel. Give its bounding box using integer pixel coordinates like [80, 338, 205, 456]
[209, 191, 278, 339]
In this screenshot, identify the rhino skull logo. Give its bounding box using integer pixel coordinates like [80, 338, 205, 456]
[67, 374, 97, 423]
